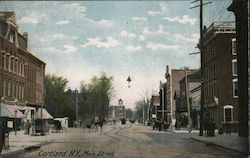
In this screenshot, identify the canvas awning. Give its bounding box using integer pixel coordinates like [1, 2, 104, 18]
[16, 105, 36, 111]
[37, 108, 53, 119]
[0, 103, 24, 118]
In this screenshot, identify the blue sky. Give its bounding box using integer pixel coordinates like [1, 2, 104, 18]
[0, 1, 234, 109]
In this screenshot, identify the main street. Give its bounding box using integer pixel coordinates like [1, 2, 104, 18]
[12, 123, 245, 158]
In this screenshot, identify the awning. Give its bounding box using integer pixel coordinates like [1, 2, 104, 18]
[0, 103, 24, 118]
[37, 108, 53, 119]
[16, 106, 36, 111]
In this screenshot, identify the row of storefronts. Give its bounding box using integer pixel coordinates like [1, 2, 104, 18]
[149, 21, 239, 132]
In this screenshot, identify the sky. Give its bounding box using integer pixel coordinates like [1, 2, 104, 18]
[0, 1, 234, 110]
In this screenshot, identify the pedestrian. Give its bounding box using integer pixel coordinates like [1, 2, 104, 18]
[226, 121, 231, 135]
[0, 120, 4, 158]
[79, 120, 82, 128]
[27, 120, 31, 135]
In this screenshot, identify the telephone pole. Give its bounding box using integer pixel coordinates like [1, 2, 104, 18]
[184, 67, 191, 132]
[190, 0, 211, 136]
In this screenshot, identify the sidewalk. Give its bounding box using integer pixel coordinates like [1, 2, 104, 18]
[2, 130, 64, 157]
[190, 132, 248, 154]
[172, 128, 200, 134]
[1, 125, 117, 158]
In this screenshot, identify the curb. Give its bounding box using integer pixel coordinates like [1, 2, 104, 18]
[2, 148, 25, 158]
[2, 141, 52, 158]
[190, 137, 247, 156]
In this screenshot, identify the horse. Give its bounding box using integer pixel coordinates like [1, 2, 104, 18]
[94, 119, 106, 132]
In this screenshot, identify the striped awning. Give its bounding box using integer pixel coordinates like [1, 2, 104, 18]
[0, 103, 24, 118]
[37, 108, 53, 119]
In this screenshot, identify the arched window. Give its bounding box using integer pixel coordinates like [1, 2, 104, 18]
[223, 105, 233, 123]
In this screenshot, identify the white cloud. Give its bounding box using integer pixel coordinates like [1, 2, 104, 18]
[146, 42, 179, 51]
[132, 16, 147, 22]
[140, 25, 199, 44]
[147, 2, 168, 16]
[62, 3, 86, 15]
[52, 34, 78, 40]
[80, 36, 121, 48]
[19, 12, 47, 24]
[120, 31, 136, 38]
[139, 35, 146, 41]
[163, 15, 197, 26]
[43, 47, 59, 53]
[56, 20, 70, 25]
[41, 45, 77, 54]
[85, 18, 115, 28]
[173, 33, 199, 44]
[63, 44, 77, 53]
[126, 45, 142, 52]
[159, 2, 168, 12]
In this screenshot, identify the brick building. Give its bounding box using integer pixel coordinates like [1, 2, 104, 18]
[165, 65, 198, 126]
[201, 21, 237, 130]
[0, 12, 46, 133]
[178, 69, 200, 128]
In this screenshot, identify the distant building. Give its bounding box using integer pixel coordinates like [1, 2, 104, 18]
[159, 81, 168, 122]
[108, 99, 126, 123]
[165, 65, 198, 126]
[149, 95, 160, 122]
[0, 12, 48, 134]
[201, 21, 237, 131]
[189, 85, 201, 129]
[178, 70, 200, 128]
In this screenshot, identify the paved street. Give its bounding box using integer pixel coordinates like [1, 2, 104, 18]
[9, 124, 245, 158]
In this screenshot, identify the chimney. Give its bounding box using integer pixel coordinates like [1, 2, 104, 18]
[23, 32, 28, 49]
[23, 32, 28, 39]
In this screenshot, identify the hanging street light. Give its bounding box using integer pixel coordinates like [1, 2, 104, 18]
[126, 76, 132, 88]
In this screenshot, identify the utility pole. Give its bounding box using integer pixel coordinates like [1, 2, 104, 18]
[161, 83, 164, 124]
[184, 67, 191, 132]
[75, 89, 79, 127]
[190, 0, 211, 136]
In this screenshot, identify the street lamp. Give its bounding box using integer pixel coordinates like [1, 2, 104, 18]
[126, 76, 132, 88]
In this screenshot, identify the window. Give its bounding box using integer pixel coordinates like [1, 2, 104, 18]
[232, 38, 236, 55]
[3, 55, 6, 70]
[12, 83, 15, 97]
[7, 82, 10, 96]
[9, 31, 15, 43]
[8, 56, 11, 71]
[233, 79, 238, 98]
[224, 105, 233, 123]
[22, 86, 24, 99]
[3, 81, 6, 97]
[232, 59, 237, 76]
[16, 84, 18, 98]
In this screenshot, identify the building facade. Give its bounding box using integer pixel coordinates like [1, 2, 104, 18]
[201, 21, 238, 131]
[178, 70, 200, 128]
[0, 12, 46, 135]
[108, 105, 126, 123]
[165, 65, 198, 126]
[0, 12, 45, 107]
[149, 95, 160, 122]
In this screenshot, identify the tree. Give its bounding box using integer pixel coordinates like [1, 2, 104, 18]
[134, 89, 157, 123]
[45, 74, 75, 126]
[79, 72, 114, 122]
[125, 108, 134, 119]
